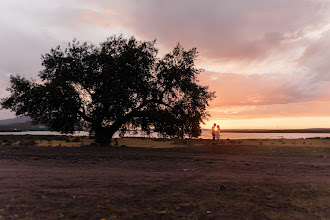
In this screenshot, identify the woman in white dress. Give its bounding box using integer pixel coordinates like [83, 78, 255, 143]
[215, 125, 220, 144]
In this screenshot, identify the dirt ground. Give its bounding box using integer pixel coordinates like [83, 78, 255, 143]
[0, 141, 329, 219]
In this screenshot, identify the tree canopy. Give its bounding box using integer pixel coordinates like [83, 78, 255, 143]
[1, 36, 215, 146]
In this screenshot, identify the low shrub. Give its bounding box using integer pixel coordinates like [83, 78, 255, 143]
[72, 137, 81, 142]
[20, 140, 37, 146]
[2, 138, 13, 146]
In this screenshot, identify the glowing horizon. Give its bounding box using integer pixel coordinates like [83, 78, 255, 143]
[202, 116, 330, 130]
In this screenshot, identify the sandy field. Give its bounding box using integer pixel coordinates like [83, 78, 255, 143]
[0, 137, 329, 219]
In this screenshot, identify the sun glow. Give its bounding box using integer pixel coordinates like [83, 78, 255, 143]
[203, 117, 330, 130]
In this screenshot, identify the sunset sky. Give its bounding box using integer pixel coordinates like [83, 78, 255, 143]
[0, 0, 330, 129]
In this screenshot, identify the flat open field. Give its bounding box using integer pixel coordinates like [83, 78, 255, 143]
[0, 137, 329, 219]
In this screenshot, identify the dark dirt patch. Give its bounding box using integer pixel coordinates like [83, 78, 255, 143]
[0, 145, 329, 219]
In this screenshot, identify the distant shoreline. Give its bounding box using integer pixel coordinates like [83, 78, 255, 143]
[218, 129, 330, 133]
[1, 128, 330, 134]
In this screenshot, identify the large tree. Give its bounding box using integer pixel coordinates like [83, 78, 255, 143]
[1, 36, 214, 146]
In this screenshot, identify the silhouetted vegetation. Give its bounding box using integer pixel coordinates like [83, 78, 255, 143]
[1, 35, 214, 146]
[19, 139, 37, 146]
[0, 135, 70, 143]
[71, 137, 81, 142]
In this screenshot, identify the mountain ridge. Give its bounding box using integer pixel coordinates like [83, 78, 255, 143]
[0, 116, 31, 125]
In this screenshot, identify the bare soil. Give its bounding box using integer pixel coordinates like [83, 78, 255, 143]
[0, 143, 329, 219]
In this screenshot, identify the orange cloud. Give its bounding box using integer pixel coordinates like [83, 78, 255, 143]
[207, 101, 330, 119]
[197, 68, 330, 121]
[199, 71, 330, 106]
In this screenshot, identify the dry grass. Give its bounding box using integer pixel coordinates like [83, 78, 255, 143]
[4, 181, 330, 219]
[1, 136, 330, 157]
[222, 138, 330, 148]
[1, 136, 329, 219]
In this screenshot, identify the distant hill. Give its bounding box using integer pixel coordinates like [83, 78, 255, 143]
[0, 116, 47, 132]
[0, 116, 31, 125]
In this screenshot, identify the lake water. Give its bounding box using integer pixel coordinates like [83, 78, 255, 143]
[1, 130, 330, 139]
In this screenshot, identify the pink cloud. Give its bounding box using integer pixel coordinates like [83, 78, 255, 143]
[60, 0, 328, 63]
[197, 70, 330, 119]
[208, 101, 330, 119]
[299, 29, 330, 81]
[198, 71, 330, 107]
[115, 0, 329, 61]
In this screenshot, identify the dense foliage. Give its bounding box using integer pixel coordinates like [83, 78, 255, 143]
[1, 36, 214, 146]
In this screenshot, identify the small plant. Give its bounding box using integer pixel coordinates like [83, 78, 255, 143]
[172, 138, 188, 145]
[114, 138, 118, 146]
[2, 138, 10, 143]
[72, 137, 81, 142]
[45, 137, 52, 143]
[20, 140, 37, 146]
[3, 139, 13, 146]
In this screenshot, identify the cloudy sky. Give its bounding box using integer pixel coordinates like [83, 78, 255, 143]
[0, 0, 330, 129]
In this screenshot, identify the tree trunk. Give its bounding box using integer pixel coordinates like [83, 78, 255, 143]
[94, 127, 115, 147]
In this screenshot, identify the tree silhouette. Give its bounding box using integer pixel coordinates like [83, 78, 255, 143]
[1, 36, 215, 146]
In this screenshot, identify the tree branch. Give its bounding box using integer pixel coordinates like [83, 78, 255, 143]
[77, 110, 93, 123]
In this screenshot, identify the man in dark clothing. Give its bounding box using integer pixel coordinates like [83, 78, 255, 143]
[212, 123, 216, 145]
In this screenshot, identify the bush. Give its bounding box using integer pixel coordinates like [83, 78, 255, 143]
[72, 137, 81, 142]
[3, 140, 13, 146]
[20, 139, 37, 146]
[2, 138, 10, 143]
[2, 138, 13, 146]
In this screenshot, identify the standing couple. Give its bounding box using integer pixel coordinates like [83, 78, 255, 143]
[212, 123, 220, 145]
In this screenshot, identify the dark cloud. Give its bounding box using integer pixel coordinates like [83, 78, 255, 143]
[116, 0, 329, 61]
